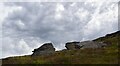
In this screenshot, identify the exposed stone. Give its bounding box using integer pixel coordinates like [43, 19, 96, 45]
[78, 41, 107, 49]
[32, 43, 55, 56]
[65, 41, 81, 50]
[65, 41, 107, 50]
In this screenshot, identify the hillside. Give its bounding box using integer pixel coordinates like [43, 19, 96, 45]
[1, 31, 119, 64]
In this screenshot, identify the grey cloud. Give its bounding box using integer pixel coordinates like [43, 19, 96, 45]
[2, 2, 118, 58]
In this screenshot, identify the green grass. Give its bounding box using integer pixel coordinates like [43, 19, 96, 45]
[2, 31, 119, 64]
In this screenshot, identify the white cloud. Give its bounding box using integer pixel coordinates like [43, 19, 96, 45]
[82, 2, 118, 40]
[15, 20, 26, 30]
[75, 8, 89, 21]
[0, 0, 119, 2]
[55, 3, 65, 20]
[56, 3, 64, 12]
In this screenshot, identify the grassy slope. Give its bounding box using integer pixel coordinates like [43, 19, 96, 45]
[2, 31, 119, 64]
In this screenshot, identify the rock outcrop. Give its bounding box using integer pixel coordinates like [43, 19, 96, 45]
[65, 41, 81, 50]
[65, 41, 107, 50]
[32, 41, 107, 55]
[78, 41, 107, 49]
[32, 43, 55, 56]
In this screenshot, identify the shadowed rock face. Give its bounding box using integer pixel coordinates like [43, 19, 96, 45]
[65, 41, 107, 50]
[32, 43, 55, 56]
[65, 42, 81, 50]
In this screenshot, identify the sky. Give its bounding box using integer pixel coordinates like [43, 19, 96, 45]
[0, 0, 119, 58]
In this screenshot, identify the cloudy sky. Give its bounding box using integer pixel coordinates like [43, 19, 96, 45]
[0, 0, 119, 58]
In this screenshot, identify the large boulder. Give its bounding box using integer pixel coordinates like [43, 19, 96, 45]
[32, 43, 55, 56]
[65, 41, 107, 50]
[78, 41, 107, 49]
[65, 41, 81, 50]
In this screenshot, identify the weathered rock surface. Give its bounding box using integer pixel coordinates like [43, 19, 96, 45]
[78, 41, 107, 49]
[65, 41, 107, 50]
[32, 43, 55, 56]
[65, 41, 81, 50]
[32, 41, 107, 55]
